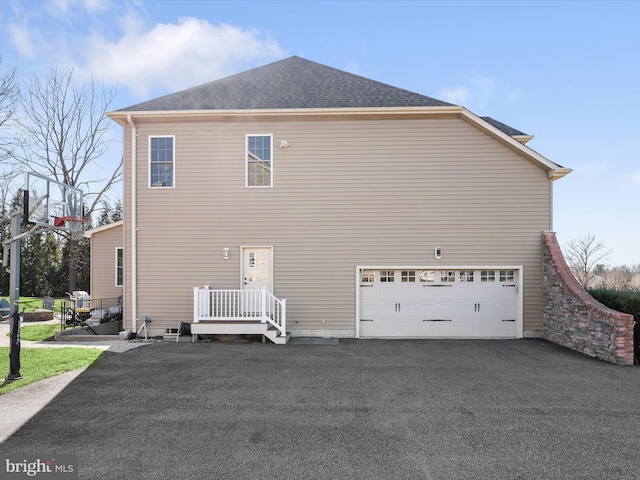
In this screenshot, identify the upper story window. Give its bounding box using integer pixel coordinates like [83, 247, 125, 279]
[115, 247, 124, 287]
[246, 134, 272, 187]
[149, 136, 175, 188]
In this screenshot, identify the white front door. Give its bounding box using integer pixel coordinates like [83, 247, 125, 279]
[242, 247, 273, 292]
[241, 247, 273, 314]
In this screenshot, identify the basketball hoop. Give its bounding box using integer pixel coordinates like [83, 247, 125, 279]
[56, 215, 91, 241]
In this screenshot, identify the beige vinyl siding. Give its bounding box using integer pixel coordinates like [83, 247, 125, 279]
[123, 114, 550, 336]
[89, 223, 123, 301]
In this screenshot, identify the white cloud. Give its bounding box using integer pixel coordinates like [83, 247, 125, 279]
[439, 73, 498, 108]
[78, 17, 285, 98]
[8, 23, 35, 57]
[344, 61, 362, 75]
[3, 3, 284, 100]
[48, 0, 110, 14]
[439, 86, 470, 105]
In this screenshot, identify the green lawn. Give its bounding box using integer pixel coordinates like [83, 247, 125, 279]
[0, 347, 105, 396]
[6, 324, 60, 342]
[1, 296, 67, 314]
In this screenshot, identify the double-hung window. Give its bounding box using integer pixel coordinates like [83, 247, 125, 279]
[246, 134, 272, 187]
[115, 247, 123, 287]
[149, 136, 175, 187]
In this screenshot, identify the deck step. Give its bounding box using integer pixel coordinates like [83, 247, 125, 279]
[191, 321, 288, 344]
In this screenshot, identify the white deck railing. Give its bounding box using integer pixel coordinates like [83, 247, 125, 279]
[193, 287, 286, 338]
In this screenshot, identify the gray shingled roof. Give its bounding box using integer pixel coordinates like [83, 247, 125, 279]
[118, 56, 454, 111]
[481, 116, 528, 137]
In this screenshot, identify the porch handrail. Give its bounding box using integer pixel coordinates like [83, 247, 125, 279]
[193, 287, 286, 337]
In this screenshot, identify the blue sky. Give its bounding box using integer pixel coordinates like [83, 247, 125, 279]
[1, 0, 638, 265]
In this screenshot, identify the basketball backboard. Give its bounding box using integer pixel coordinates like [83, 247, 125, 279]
[24, 172, 84, 230]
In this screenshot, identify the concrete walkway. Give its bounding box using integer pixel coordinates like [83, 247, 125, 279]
[2, 337, 640, 479]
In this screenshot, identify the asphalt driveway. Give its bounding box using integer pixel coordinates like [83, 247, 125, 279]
[2, 338, 640, 479]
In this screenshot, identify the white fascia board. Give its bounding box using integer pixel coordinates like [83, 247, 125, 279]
[106, 105, 464, 122]
[460, 109, 572, 181]
[83, 220, 123, 238]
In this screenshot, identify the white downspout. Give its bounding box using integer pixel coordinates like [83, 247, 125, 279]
[548, 170, 554, 231]
[126, 114, 138, 333]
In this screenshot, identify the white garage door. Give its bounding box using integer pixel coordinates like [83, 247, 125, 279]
[359, 269, 519, 338]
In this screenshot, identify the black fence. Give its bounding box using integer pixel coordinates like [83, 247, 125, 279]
[60, 296, 122, 330]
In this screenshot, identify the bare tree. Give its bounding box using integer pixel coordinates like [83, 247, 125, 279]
[564, 233, 611, 288]
[9, 68, 120, 291]
[0, 56, 20, 296]
[0, 55, 18, 132]
[0, 55, 19, 167]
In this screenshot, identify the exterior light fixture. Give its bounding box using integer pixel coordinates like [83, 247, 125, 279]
[435, 247, 442, 260]
[223, 248, 230, 259]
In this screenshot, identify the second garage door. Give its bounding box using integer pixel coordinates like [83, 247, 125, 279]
[359, 268, 520, 338]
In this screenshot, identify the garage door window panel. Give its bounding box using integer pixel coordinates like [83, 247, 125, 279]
[481, 270, 496, 282]
[361, 269, 375, 284]
[441, 271, 456, 283]
[500, 270, 515, 282]
[401, 271, 416, 282]
[459, 270, 474, 282]
[420, 271, 435, 283]
[380, 271, 395, 283]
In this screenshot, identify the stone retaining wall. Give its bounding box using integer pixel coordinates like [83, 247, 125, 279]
[542, 232, 634, 365]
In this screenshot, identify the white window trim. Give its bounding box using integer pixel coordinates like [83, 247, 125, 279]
[115, 247, 124, 287]
[148, 135, 176, 188]
[245, 134, 273, 188]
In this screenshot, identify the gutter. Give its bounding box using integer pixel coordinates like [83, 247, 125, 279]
[126, 114, 138, 333]
[106, 105, 464, 121]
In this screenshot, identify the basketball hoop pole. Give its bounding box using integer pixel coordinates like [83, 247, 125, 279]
[6, 211, 23, 381]
[1, 210, 45, 382]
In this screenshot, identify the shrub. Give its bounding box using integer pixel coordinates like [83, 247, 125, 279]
[588, 286, 640, 364]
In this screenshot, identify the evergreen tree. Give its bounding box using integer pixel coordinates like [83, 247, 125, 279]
[96, 200, 111, 227]
[111, 198, 123, 222]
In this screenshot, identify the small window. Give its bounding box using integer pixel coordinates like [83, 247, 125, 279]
[361, 270, 375, 283]
[500, 270, 515, 282]
[481, 270, 496, 282]
[420, 270, 435, 283]
[380, 270, 395, 283]
[401, 271, 416, 282]
[459, 270, 474, 282]
[115, 247, 124, 287]
[441, 271, 455, 283]
[246, 134, 272, 187]
[149, 136, 174, 187]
